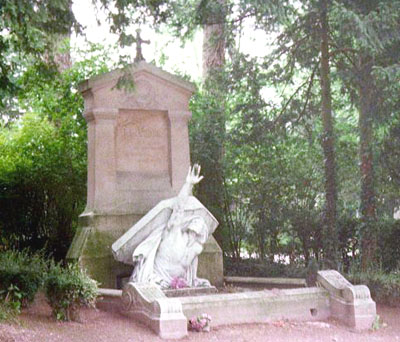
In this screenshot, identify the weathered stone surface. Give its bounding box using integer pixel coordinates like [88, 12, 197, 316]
[317, 270, 376, 330]
[179, 287, 330, 325]
[67, 214, 138, 288]
[197, 236, 224, 287]
[122, 282, 188, 339]
[164, 286, 217, 298]
[224, 276, 307, 287]
[80, 64, 194, 216]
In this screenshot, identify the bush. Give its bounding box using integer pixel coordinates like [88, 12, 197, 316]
[0, 301, 20, 323]
[377, 219, 400, 272]
[0, 113, 86, 260]
[0, 250, 47, 307]
[44, 263, 98, 321]
[348, 270, 400, 307]
[224, 257, 307, 278]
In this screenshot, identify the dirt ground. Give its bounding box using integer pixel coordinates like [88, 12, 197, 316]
[1, 293, 399, 342]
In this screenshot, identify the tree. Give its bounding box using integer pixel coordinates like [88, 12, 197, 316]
[330, 0, 400, 268]
[195, 0, 228, 247]
[0, 46, 111, 258]
[319, 0, 338, 267]
[244, 0, 340, 265]
[0, 0, 79, 117]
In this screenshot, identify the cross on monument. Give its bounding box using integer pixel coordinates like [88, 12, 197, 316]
[134, 29, 150, 63]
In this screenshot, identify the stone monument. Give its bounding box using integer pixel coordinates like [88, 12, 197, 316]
[67, 49, 223, 288]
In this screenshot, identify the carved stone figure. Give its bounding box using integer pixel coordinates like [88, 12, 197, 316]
[112, 165, 218, 289]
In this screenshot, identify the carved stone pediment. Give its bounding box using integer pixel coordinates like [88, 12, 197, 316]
[79, 61, 195, 112]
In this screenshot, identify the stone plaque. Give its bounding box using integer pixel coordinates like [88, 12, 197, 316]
[116, 109, 170, 190]
[318, 270, 352, 290]
[136, 283, 166, 301]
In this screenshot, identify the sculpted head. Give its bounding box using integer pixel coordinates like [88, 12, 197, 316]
[185, 216, 209, 245]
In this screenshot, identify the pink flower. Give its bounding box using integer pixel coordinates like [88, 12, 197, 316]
[189, 313, 212, 332]
[170, 277, 188, 289]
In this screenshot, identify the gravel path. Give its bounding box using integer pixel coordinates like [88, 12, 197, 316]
[1, 294, 399, 342]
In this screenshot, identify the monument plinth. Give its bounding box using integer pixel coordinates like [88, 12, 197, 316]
[67, 61, 223, 288]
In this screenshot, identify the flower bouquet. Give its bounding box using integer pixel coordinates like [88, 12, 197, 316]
[188, 313, 212, 332]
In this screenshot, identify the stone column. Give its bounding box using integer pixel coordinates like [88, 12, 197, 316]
[84, 108, 118, 214]
[167, 110, 191, 191]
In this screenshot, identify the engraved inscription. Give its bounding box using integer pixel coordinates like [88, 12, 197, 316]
[319, 270, 352, 289]
[138, 285, 165, 302]
[116, 110, 170, 189]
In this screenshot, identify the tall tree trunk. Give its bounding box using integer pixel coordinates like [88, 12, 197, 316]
[196, 0, 227, 248]
[51, 35, 72, 72]
[319, 0, 338, 268]
[202, 5, 226, 79]
[44, 0, 73, 72]
[358, 56, 377, 270]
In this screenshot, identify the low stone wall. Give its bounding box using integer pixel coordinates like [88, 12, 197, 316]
[180, 287, 330, 325]
[224, 276, 307, 288]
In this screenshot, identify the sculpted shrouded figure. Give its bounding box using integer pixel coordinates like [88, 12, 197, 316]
[128, 165, 212, 289]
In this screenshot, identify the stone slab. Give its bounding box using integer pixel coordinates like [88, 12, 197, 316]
[179, 287, 330, 326]
[164, 286, 217, 297]
[66, 212, 138, 288]
[98, 288, 122, 297]
[224, 276, 307, 287]
[197, 235, 224, 287]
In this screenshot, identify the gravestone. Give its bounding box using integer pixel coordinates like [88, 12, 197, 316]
[67, 61, 223, 288]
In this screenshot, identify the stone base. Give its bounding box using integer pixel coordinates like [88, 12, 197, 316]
[122, 282, 187, 339]
[66, 212, 140, 288]
[67, 211, 224, 289]
[120, 282, 330, 339]
[197, 235, 224, 287]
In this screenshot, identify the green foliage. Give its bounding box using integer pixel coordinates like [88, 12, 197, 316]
[349, 269, 400, 307]
[0, 45, 111, 258]
[0, 250, 98, 322]
[376, 219, 400, 272]
[224, 257, 307, 279]
[0, 300, 20, 323]
[371, 315, 387, 331]
[0, 113, 83, 258]
[0, 0, 80, 111]
[189, 84, 227, 247]
[0, 250, 47, 308]
[44, 263, 98, 321]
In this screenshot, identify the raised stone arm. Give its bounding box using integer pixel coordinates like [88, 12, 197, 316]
[178, 164, 203, 199]
[167, 165, 203, 231]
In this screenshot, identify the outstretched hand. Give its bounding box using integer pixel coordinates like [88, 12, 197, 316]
[186, 164, 204, 185]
